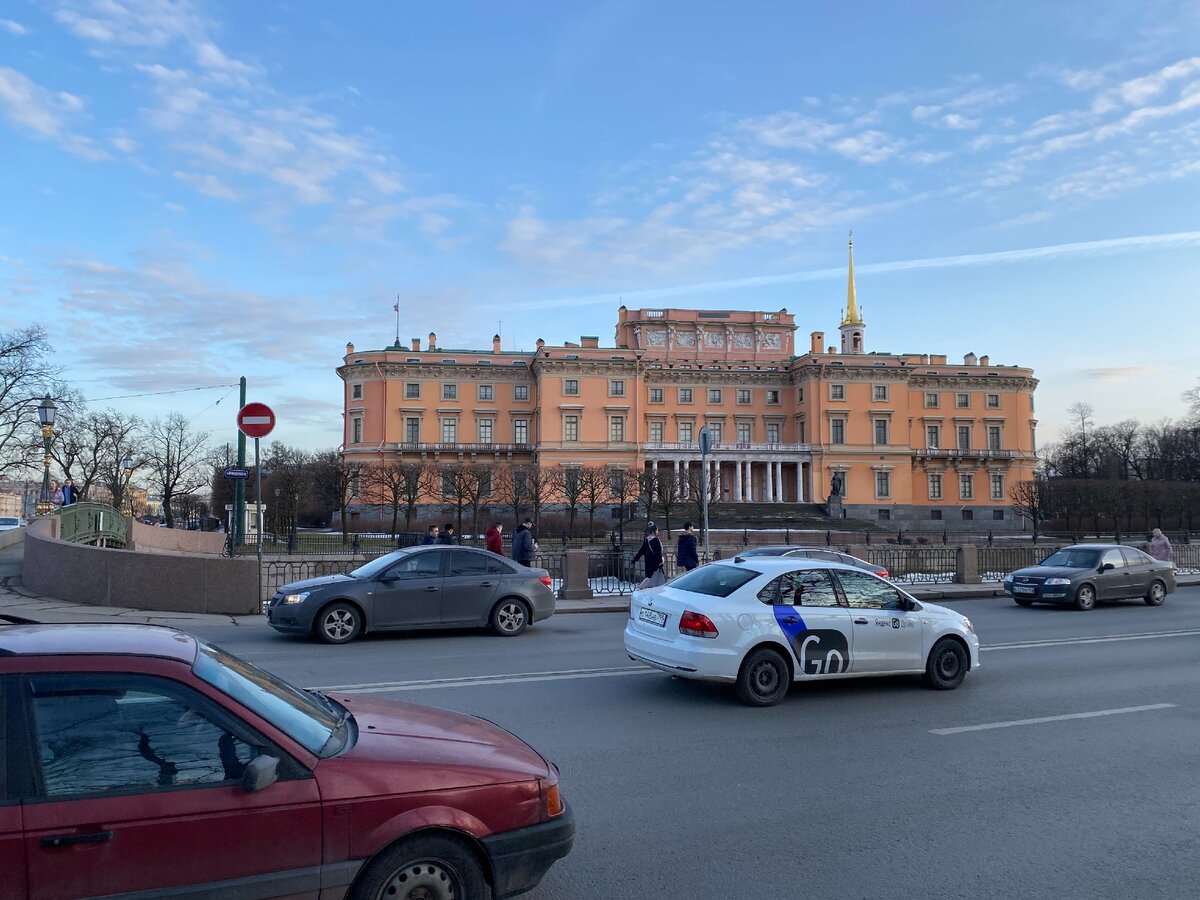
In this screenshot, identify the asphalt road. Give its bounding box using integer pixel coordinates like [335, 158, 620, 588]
[194, 589, 1200, 900]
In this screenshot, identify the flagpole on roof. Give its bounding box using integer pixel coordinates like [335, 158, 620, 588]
[394, 294, 401, 347]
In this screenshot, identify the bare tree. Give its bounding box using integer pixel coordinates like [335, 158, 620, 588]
[550, 465, 585, 538]
[495, 464, 530, 525]
[461, 463, 494, 538]
[51, 408, 141, 501]
[309, 450, 357, 540]
[578, 465, 611, 539]
[608, 466, 640, 545]
[683, 465, 719, 536]
[1008, 478, 1052, 539]
[364, 460, 410, 537]
[143, 413, 210, 527]
[437, 461, 472, 538]
[0, 325, 64, 479]
[524, 465, 553, 530]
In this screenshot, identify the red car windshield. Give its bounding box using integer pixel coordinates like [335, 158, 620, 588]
[194, 642, 349, 756]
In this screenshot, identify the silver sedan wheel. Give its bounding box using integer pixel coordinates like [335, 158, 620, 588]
[321, 607, 359, 642]
[493, 600, 528, 635]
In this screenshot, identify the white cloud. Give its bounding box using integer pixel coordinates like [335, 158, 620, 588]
[0, 67, 107, 159]
[830, 130, 904, 163]
[51, 0, 207, 48]
[173, 170, 241, 201]
[194, 40, 257, 82]
[940, 113, 981, 130]
[995, 210, 1051, 228]
[0, 19, 28, 35]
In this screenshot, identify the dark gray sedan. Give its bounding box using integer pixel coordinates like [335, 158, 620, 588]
[1004, 544, 1176, 610]
[266, 546, 556, 643]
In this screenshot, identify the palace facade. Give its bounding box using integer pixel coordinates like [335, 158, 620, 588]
[339, 240, 1039, 528]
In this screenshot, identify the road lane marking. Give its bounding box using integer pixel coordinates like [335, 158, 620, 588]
[981, 629, 1200, 652]
[318, 665, 658, 693]
[931, 703, 1177, 735]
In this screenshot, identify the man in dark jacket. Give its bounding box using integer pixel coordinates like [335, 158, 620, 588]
[512, 518, 537, 566]
[676, 522, 699, 571]
[437, 523, 456, 545]
[632, 522, 665, 584]
[420, 525, 439, 545]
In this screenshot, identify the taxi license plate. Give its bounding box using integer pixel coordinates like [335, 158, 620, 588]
[639, 608, 667, 628]
[1013, 585, 1036, 594]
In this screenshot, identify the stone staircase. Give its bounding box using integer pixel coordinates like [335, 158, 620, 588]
[705, 502, 873, 530]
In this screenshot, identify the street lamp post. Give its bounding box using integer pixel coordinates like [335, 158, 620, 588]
[274, 487, 281, 537]
[35, 395, 57, 515]
[122, 457, 134, 517]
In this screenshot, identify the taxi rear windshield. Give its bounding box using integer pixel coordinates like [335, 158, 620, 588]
[669, 564, 760, 598]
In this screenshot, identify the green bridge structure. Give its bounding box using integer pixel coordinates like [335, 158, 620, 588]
[55, 502, 129, 548]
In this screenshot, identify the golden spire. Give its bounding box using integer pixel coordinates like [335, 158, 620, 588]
[841, 230, 864, 327]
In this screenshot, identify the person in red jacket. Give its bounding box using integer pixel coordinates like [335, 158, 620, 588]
[485, 522, 504, 555]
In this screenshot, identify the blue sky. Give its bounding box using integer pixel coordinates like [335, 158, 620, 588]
[2, 0, 1198, 451]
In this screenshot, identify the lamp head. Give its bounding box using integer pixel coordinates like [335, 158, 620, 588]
[36, 394, 56, 427]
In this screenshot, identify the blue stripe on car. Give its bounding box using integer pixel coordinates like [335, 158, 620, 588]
[772, 605, 806, 642]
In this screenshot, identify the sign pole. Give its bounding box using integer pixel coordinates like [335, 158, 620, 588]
[234, 376, 247, 553]
[255, 437, 263, 567]
[699, 426, 711, 561]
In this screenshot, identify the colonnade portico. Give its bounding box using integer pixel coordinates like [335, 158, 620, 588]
[644, 446, 815, 503]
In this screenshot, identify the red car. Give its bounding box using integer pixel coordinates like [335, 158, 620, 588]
[0, 621, 573, 899]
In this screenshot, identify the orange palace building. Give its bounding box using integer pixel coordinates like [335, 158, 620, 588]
[339, 240, 1039, 530]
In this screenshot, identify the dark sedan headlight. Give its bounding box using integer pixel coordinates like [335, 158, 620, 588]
[283, 591, 311, 604]
[1044, 578, 1072, 586]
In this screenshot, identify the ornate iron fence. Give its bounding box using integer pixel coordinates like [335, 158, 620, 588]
[1172, 544, 1199, 575]
[978, 545, 1062, 581]
[860, 548, 957, 584]
[56, 502, 127, 547]
[262, 559, 360, 598]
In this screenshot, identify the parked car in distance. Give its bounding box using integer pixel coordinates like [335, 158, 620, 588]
[267, 545, 557, 644]
[1004, 543, 1176, 610]
[739, 545, 889, 578]
[0, 622, 574, 900]
[0, 516, 24, 531]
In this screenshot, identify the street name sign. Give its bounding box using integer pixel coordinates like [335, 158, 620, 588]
[224, 468, 250, 479]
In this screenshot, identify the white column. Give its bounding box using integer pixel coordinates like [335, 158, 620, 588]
[712, 460, 721, 499]
[745, 462, 753, 502]
[775, 462, 784, 501]
[766, 461, 775, 502]
[674, 459, 682, 499]
[733, 460, 742, 502]
[796, 462, 803, 502]
[651, 459, 658, 501]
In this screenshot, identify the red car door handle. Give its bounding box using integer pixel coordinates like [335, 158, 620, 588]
[41, 830, 113, 848]
[853, 617, 869, 625]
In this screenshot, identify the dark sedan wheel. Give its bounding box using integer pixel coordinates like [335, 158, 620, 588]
[490, 598, 530, 636]
[351, 834, 488, 900]
[736, 647, 790, 707]
[925, 638, 967, 690]
[1144, 580, 1167, 606]
[1074, 584, 1096, 611]
[316, 602, 363, 644]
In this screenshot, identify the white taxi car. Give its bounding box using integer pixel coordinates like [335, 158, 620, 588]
[623, 557, 980, 706]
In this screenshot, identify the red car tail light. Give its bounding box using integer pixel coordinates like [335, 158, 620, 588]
[539, 576, 553, 588]
[878, 568, 890, 578]
[679, 610, 718, 638]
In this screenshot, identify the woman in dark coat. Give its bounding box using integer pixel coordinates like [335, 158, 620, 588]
[676, 522, 699, 571]
[631, 522, 666, 586]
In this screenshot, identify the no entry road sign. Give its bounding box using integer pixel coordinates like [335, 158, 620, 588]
[237, 402, 276, 439]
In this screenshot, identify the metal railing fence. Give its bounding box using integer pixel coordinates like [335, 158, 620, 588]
[56, 502, 128, 548]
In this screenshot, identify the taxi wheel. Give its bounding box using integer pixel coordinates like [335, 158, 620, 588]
[1074, 584, 1096, 611]
[736, 647, 790, 707]
[316, 602, 363, 644]
[1144, 580, 1166, 606]
[1014, 596, 1034, 607]
[925, 638, 967, 691]
[350, 833, 488, 900]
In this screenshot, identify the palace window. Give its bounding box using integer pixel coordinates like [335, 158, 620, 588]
[766, 423, 781, 444]
[514, 384, 529, 401]
[925, 393, 939, 408]
[564, 379, 579, 396]
[351, 417, 362, 443]
[441, 418, 457, 443]
[679, 421, 694, 443]
[679, 388, 693, 404]
[987, 393, 1001, 409]
[405, 418, 419, 443]
[649, 388, 663, 403]
[960, 473, 974, 499]
[957, 425, 972, 450]
[874, 420, 889, 445]
[351, 384, 362, 400]
[875, 471, 891, 499]
[873, 385, 888, 401]
[830, 384, 845, 401]
[988, 426, 1002, 450]
[928, 473, 943, 500]
[956, 393, 970, 408]
[708, 422, 722, 443]
[649, 420, 664, 443]
[737, 422, 751, 444]
[442, 383, 457, 400]
[990, 473, 1005, 500]
[564, 416, 579, 442]
[737, 389, 751, 404]
[406, 383, 420, 399]
[709, 389, 722, 404]
[609, 417, 625, 443]
[766, 389, 781, 405]
[478, 384, 493, 401]
[513, 419, 529, 444]
[926, 425, 941, 448]
[478, 419, 493, 443]
[830, 419, 846, 445]
[610, 380, 625, 397]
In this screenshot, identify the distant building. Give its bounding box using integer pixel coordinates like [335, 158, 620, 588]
[339, 238, 1038, 528]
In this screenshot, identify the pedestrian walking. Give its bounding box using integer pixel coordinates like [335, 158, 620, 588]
[61, 478, 78, 506]
[632, 522, 666, 588]
[50, 479, 64, 509]
[485, 522, 504, 555]
[676, 521, 699, 571]
[420, 525, 440, 545]
[513, 517, 537, 567]
[438, 523, 456, 545]
[1148, 527, 1173, 562]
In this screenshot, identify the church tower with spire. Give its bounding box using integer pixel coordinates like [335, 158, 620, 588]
[839, 231, 865, 354]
